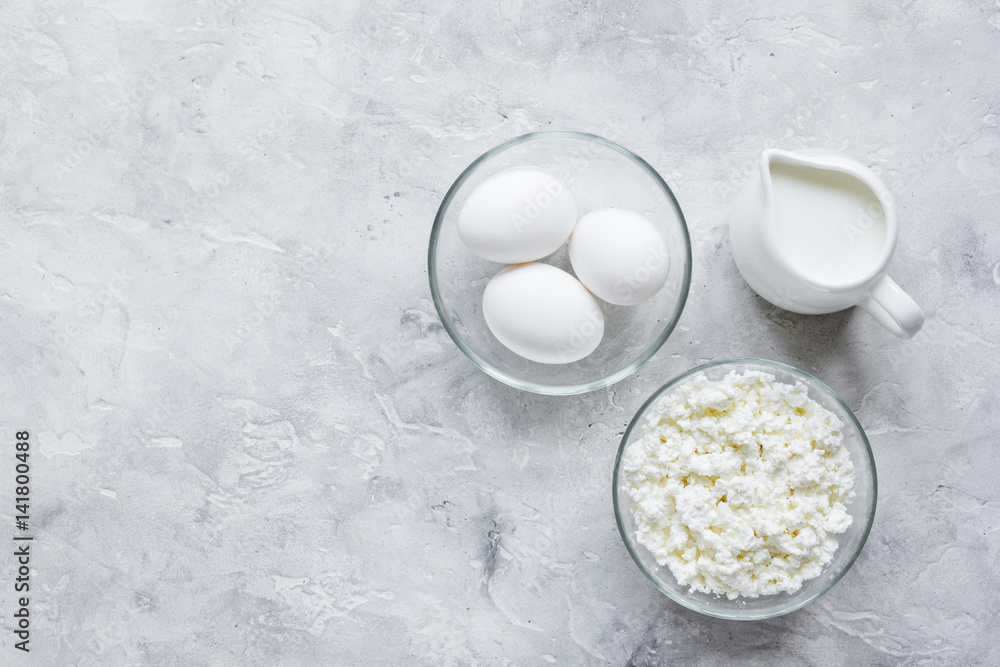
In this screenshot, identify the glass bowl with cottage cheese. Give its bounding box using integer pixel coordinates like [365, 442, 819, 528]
[613, 358, 877, 620]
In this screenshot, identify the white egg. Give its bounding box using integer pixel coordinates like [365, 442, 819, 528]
[483, 263, 604, 364]
[568, 208, 670, 306]
[458, 166, 577, 264]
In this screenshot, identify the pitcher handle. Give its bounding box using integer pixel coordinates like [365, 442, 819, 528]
[859, 275, 924, 339]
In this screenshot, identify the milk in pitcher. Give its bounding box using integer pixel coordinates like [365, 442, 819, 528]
[770, 163, 887, 285]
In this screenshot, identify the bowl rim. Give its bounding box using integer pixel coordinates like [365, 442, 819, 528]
[612, 357, 879, 620]
[427, 130, 693, 395]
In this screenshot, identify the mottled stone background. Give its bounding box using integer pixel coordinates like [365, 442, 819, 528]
[1, 0, 998, 664]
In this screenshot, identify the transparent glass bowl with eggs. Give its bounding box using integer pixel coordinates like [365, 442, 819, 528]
[612, 359, 878, 620]
[428, 131, 692, 395]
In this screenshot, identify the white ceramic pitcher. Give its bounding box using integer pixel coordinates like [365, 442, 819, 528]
[730, 148, 924, 338]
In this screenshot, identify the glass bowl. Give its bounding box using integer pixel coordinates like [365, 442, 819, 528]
[428, 131, 692, 395]
[613, 359, 877, 620]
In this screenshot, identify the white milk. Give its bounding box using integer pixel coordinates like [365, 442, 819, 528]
[770, 162, 886, 285]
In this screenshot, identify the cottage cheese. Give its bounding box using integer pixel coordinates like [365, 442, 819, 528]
[622, 369, 855, 599]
